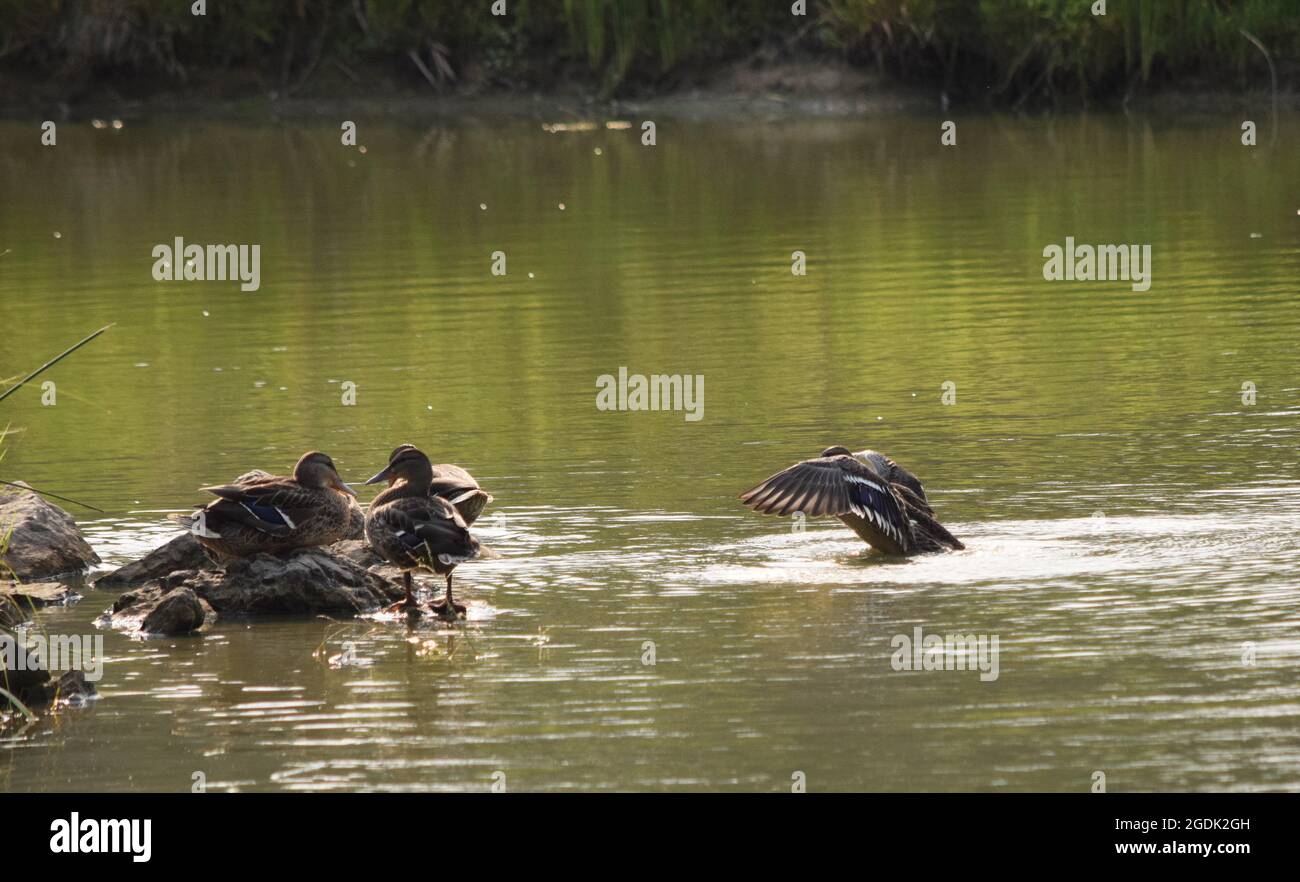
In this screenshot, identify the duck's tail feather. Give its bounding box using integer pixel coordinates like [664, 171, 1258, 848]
[167, 511, 222, 539]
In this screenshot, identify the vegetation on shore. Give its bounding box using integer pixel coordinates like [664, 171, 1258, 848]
[0, 1, 1295, 106]
[1, 327, 111, 720]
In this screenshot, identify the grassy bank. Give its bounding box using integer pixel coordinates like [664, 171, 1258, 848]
[0, 1, 1296, 108]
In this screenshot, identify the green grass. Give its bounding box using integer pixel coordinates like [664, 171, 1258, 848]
[0, 506, 35, 722]
[0, 0, 1294, 102]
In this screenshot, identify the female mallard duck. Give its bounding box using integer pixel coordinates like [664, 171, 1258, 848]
[363, 445, 491, 619]
[181, 451, 358, 560]
[740, 446, 964, 555]
[381, 443, 493, 525]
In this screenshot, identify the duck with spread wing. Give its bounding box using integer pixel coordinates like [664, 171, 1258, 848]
[740, 446, 963, 555]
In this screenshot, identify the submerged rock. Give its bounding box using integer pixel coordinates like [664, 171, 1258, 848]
[93, 533, 209, 590]
[104, 546, 403, 632]
[0, 483, 100, 579]
[140, 587, 206, 635]
[0, 596, 27, 629]
[0, 660, 96, 709]
[1, 583, 75, 656]
[37, 670, 97, 706]
[1, 581, 80, 606]
[0, 632, 49, 698]
[1, 633, 95, 709]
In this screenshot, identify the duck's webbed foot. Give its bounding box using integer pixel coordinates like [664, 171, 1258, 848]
[429, 597, 467, 621]
[384, 572, 422, 617]
[384, 598, 422, 617]
[430, 573, 466, 621]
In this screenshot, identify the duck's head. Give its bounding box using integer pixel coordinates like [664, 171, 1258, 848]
[363, 444, 433, 488]
[294, 451, 357, 496]
[385, 443, 419, 474]
[821, 445, 853, 458]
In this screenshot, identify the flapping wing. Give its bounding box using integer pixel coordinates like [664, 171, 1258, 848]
[861, 449, 927, 503]
[740, 455, 911, 543]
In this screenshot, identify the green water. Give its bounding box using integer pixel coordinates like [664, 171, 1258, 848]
[1, 113, 1298, 792]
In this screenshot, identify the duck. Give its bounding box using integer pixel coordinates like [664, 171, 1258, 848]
[195, 467, 364, 539]
[178, 451, 358, 560]
[740, 446, 964, 555]
[381, 443, 493, 525]
[362, 445, 491, 619]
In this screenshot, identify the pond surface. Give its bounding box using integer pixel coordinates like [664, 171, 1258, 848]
[1, 112, 1297, 791]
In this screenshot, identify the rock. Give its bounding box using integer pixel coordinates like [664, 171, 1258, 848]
[328, 538, 405, 581]
[0, 595, 27, 629]
[198, 547, 401, 615]
[140, 587, 206, 635]
[99, 533, 382, 590]
[93, 533, 210, 590]
[107, 579, 215, 630]
[37, 670, 97, 706]
[104, 546, 403, 631]
[111, 584, 159, 614]
[3, 630, 100, 709]
[0, 632, 49, 699]
[0, 581, 79, 606]
[0, 483, 100, 579]
[329, 538, 385, 568]
[7, 670, 97, 708]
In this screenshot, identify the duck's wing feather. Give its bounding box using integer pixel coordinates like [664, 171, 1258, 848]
[432, 464, 480, 487]
[200, 478, 312, 535]
[891, 481, 933, 515]
[430, 478, 492, 506]
[861, 449, 927, 503]
[201, 497, 294, 537]
[740, 455, 912, 545]
[372, 497, 474, 555]
[431, 465, 492, 504]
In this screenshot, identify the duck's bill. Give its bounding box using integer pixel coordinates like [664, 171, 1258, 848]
[334, 480, 358, 497]
[362, 465, 392, 486]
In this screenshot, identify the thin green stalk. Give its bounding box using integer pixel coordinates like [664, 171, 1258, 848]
[0, 324, 112, 405]
[0, 685, 35, 721]
[0, 479, 105, 513]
